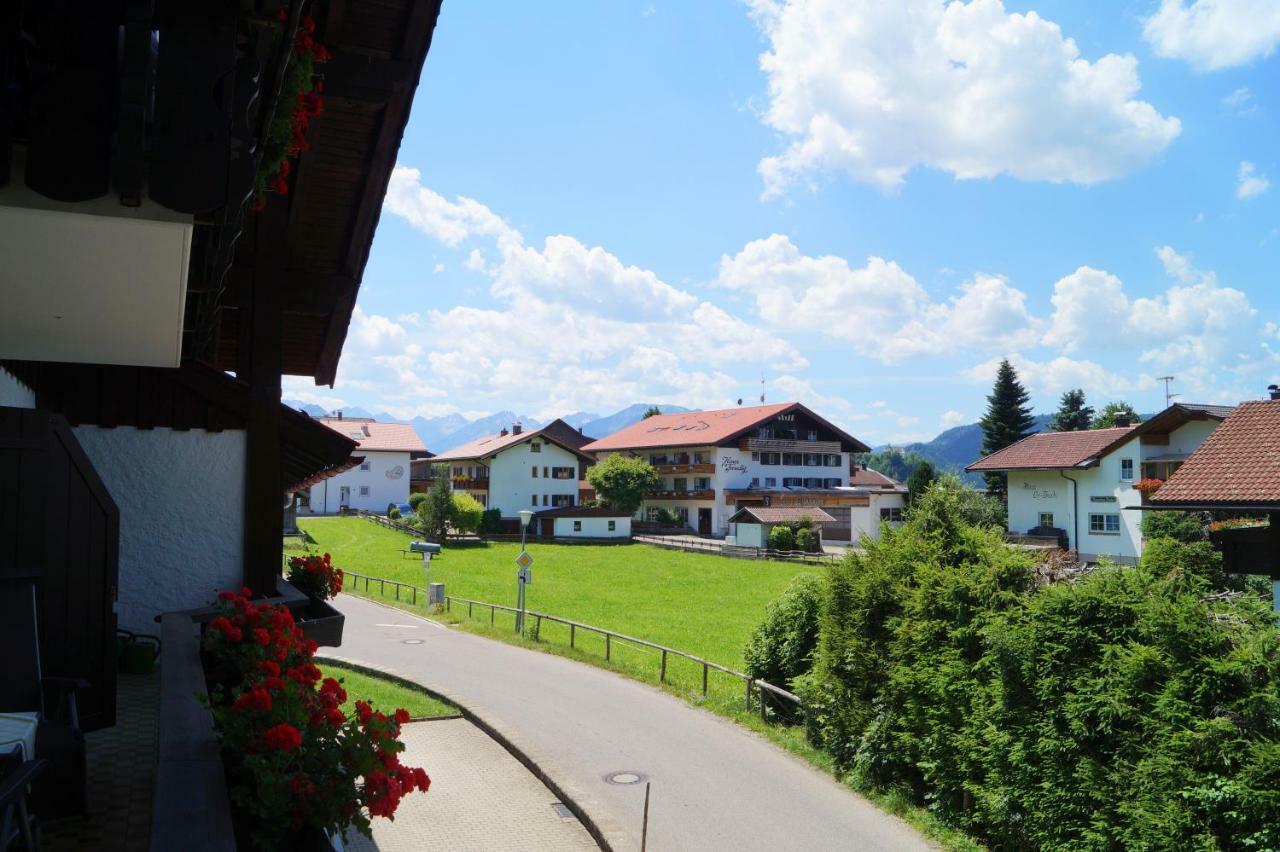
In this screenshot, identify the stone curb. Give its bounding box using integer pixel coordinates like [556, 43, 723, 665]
[316, 598, 629, 852]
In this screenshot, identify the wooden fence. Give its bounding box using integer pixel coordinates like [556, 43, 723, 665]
[631, 533, 842, 566]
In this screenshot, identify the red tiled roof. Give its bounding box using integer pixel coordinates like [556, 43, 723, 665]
[966, 426, 1137, 471]
[581, 402, 869, 453]
[850, 466, 906, 490]
[431, 419, 594, 463]
[1151, 400, 1280, 506]
[315, 418, 426, 453]
[728, 506, 837, 524]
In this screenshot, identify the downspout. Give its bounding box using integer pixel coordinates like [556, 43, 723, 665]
[1059, 470, 1079, 555]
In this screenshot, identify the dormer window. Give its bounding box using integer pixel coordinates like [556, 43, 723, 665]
[531, 442, 541, 453]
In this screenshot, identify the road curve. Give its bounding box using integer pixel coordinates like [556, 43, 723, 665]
[328, 594, 933, 852]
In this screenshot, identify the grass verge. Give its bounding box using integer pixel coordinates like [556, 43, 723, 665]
[315, 658, 459, 720]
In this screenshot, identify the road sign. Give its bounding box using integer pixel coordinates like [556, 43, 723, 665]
[515, 550, 533, 570]
[518, 566, 532, 584]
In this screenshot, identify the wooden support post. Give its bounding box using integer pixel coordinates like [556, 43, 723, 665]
[240, 197, 286, 596]
[605, 633, 611, 661]
[660, 649, 667, 683]
[570, 623, 575, 648]
[702, 662, 708, 696]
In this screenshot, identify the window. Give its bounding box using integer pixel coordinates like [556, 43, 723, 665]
[1038, 512, 1055, 528]
[1089, 513, 1121, 534]
[573, 520, 582, 532]
[674, 477, 688, 491]
[552, 494, 573, 507]
[646, 507, 661, 522]
[531, 494, 538, 506]
[750, 477, 760, 488]
[1120, 458, 1134, 481]
[764, 477, 776, 487]
[694, 477, 710, 490]
[650, 454, 668, 465]
[782, 452, 803, 466]
[751, 452, 759, 461]
[693, 452, 709, 464]
[803, 477, 822, 488]
[359, 486, 370, 496]
[880, 507, 904, 523]
[782, 477, 802, 487]
[803, 453, 819, 466]
[542, 494, 549, 506]
[676, 507, 689, 523]
[608, 520, 616, 531]
[823, 477, 842, 488]
[531, 442, 541, 453]
[531, 466, 538, 478]
[360, 460, 371, 471]
[823, 454, 842, 467]
[807, 430, 818, 441]
[1142, 460, 1182, 481]
[453, 466, 464, 477]
[760, 452, 780, 465]
[543, 466, 549, 478]
[552, 466, 575, 479]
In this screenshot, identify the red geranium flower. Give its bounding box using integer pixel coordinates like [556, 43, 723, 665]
[264, 723, 303, 752]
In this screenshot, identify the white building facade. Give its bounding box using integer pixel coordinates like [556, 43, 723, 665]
[302, 416, 427, 514]
[969, 404, 1231, 563]
[582, 403, 877, 541]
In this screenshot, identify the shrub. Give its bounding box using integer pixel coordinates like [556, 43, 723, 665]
[450, 493, 485, 535]
[744, 574, 823, 692]
[794, 526, 819, 553]
[798, 476, 1280, 849]
[386, 502, 397, 516]
[654, 507, 682, 527]
[479, 508, 503, 534]
[417, 465, 453, 542]
[586, 454, 660, 514]
[767, 524, 795, 551]
[388, 506, 401, 520]
[407, 492, 427, 513]
[1140, 509, 1208, 543]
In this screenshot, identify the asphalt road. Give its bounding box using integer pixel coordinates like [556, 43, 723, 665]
[328, 594, 934, 852]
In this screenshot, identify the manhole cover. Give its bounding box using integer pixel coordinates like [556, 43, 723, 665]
[401, 638, 425, 645]
[604, 771, 647, 785]
[551, 802, 575, 819]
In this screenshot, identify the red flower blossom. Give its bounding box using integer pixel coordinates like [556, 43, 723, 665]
[394, 708, 411, 725]
[264, 723, 303, 752]
[257, 660, 281, 677]
[253, 628, 271, 647]
[234, 688, 273, 714]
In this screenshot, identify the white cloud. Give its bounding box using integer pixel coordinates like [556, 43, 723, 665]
[1236, 161, 1270, 200]
[1223, 86, 1258, 115]
[369, 167, 808, 417]
[939, 410, 968, 428]
[748, 0, 1180, 195]
[965, 354, 1148, 398]
[1143, 0, 1280, 71]
[716, 234, 1038, 362]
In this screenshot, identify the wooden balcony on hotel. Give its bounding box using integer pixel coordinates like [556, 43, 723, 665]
[739, 437, 842, 453]
[450, 477, 489, 490]
[647, 489, 715, 501]
[654, 463, 716, 475]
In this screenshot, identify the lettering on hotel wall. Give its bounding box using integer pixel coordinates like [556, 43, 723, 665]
[720, 456, 748, 473]
[1021, 481, 1057, 500]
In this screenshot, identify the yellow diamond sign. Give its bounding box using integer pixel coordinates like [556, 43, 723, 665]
[515, 550, 533, 570]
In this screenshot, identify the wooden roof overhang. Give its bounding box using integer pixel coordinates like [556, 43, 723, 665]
[1, 360, 358, 492]
[3, 0, 443, 385]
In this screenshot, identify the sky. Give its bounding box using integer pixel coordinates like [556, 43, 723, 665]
[284, 0, 1280, 445]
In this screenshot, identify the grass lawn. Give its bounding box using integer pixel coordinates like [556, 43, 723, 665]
[316, 659, 458, 720]
[293, 516, 812, 674]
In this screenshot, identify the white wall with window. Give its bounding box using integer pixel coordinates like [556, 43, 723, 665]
[487, 439, 582, 517]
[303, 449, 411, 514]
[553, 515, 630, 538]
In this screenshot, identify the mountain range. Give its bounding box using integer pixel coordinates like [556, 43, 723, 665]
[871, 415, 1056, 483]
[282, 400, 692, 451]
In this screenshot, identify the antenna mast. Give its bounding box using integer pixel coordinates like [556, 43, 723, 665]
[1157, 375, 1176, 408]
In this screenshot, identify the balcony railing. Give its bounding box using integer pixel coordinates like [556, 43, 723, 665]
[450, 477, 489, 490]
[739, 437, 842, 453]
[647, 489, 715, 501]
[655, 463, 716, 475]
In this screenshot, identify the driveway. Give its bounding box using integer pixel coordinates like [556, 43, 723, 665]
[328, 594, 932, 852]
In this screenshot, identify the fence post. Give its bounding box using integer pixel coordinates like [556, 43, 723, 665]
[605, 633, 611, 661]
[395, 583, 400, 601]
[412, 586, 416, 606]
[702, 662, 708, 696]
[490, 604, 495, 625]
[380, 579, 385, 596]
[468, 600, 473, 618]
[660, 649, 667, 683]
[744, 678, 752, 711]
[570, 623, 575, 649]
[759, 683, 767, 721]
[535, 614, 542, 640]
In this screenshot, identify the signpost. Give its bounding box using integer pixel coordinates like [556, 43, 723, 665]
[516, 509, 535, 634]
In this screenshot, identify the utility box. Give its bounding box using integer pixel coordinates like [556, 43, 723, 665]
[428, 583, 445, 609]
[409, 541, 441, 555]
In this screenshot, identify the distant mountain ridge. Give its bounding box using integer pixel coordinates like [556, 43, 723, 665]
[870, 414, 1055, 483]
[282, 400, 692, 452]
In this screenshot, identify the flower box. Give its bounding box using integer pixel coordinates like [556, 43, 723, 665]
[295, 597, 345, 648]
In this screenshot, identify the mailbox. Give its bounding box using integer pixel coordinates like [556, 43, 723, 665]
[409, 541, 441, 555]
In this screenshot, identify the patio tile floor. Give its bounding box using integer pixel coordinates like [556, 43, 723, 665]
[43, 672, 159, 852]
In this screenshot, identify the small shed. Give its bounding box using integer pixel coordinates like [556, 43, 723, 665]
[727, 506, 835, 548]
[534, 506, 632, 539]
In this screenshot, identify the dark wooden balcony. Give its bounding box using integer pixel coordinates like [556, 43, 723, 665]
[739, 437, 842, 453]
[647, 489, 715, 501]
[655, 463, 715, 475]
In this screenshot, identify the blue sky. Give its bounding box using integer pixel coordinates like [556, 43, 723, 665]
[285, 0, 1280, 445]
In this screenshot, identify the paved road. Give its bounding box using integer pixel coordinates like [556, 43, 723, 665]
[328, 595, 932, 852]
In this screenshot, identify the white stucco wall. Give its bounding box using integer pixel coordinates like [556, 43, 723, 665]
[304, 450, 410, 514]
[487, 439, 581, 517]
[71, 426, 246, 634]
[0, 367, 35, 408]
[552, 515, 630, 537]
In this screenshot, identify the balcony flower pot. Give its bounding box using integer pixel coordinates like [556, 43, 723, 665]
[295, 596, 345, 648]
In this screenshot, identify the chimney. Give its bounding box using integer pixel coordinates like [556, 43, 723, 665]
[1269, 384, 1280, 401]
[579, 426, 584, 434]
[512, 421, 523, 436]
[500, 427, 509, 437]
[336, 410, 343, 420]
[1115, 414, 1131, 428]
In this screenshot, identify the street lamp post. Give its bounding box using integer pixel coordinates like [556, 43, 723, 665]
[516, 509, 534, 635]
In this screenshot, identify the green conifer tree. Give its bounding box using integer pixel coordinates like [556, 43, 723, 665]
[1049, 388, 1094, 432]
[979, 359, 1035, 499]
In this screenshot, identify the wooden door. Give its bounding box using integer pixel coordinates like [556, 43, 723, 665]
[698, 508, 712, 535]
[0, 407, 119, 731]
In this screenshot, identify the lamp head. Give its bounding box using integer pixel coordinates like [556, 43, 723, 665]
[518, 509, 535, 529]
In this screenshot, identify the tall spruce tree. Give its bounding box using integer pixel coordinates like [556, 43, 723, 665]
[1049, 388, 1093, 432]
[979, 359, 1035, 499]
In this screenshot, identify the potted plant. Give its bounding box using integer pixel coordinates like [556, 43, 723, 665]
[286, 553, 346, 647]
[1133, 478, 1165, 503]
[204, 589, 430, 850]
